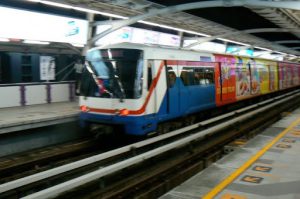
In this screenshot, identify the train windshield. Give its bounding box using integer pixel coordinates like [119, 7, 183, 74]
[81, 48, 143, 100]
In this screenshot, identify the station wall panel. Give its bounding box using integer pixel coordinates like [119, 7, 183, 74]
[25, 85, 47, 105]
[51, 84, 70, 103]
[0, 86, 20, 108]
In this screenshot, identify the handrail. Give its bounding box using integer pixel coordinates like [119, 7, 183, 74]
[0, 81, 75, 87]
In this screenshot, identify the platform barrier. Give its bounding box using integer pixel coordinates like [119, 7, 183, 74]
[0, 81, 75, 108]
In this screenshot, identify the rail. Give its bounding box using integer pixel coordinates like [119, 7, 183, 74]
[0, 89, 299, 198]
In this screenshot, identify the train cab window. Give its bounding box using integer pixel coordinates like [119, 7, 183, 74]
[167, 67, 176, 88]
[84, 48, 144, 99]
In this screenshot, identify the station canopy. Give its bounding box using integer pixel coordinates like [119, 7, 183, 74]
[0, 0, 300, 60]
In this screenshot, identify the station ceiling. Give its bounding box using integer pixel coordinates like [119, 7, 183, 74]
[1, 0, 300, 57]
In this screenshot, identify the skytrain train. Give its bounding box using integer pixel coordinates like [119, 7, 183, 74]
[79, 43, 300, 136]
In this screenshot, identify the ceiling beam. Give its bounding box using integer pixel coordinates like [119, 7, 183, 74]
[183, 28, 300, 53]
[90, 0, 300, 45]
[275, 40, 300, 44]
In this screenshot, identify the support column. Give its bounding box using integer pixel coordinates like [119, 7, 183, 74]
[82, 13, 95, 56]
[179, 31, 184, 48]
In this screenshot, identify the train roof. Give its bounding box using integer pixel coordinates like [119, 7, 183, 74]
[88, 42, 300, 64]
[88, 42, 213, 61]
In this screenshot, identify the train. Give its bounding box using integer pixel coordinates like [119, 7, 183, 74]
[79, 43, 300, 136]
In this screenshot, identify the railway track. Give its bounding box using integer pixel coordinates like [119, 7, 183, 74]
[0, 133, 139, 185]
[0, 139, 100, 184]
[0, 89, 299, 198]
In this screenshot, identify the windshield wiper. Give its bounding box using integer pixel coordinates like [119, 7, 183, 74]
[112, 74, 126, 102]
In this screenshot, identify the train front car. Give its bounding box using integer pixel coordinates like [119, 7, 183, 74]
[79, 44, 218, 136]
[79, 46, 152, 136]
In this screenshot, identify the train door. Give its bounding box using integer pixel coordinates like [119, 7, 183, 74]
[214, 55, 236, 106]
[165, 60, 180, 116]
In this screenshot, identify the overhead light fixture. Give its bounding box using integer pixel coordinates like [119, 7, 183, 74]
[41, 1, 73, 9]
[273, 51, 287, 55]
[72, 43, 84, 47]
[254, 46, 272, 52]
[23, 40, 50, 45]
[26, 0, 127, 19]
[139, 20, 210, 37]
[74, 7, 128, 19]
[217, 38, 251, 47]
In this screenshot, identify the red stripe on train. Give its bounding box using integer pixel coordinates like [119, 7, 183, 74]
[81, 61, 165, 115]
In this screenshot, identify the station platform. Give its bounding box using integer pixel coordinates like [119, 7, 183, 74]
[0, 102, 80, 135]
[160, 107, 300, 199]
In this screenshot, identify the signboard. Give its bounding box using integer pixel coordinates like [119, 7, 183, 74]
[0, 6, 88, 44]
[226, 46, 253, 56]
[40, 56, 55, 81]
[96, 26, 180, 47]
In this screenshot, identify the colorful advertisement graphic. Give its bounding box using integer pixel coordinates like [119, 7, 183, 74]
[293, 64, 299, 86]
[235, 57, 251, 98]
[264, 60, 278, 92]
[279, 62, 298, 89]
[214, 54, 236, 106]
[255, 59, 269, 94]
[247, 58, 260, 95]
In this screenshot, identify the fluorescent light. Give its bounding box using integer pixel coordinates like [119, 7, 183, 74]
[0, 38, 9, 42]
[26, 0, 127, 19]
[139, 20, 210, 37]
[23, 40, 50, 45]
[73, 7, 100, 14]
[189, 41, 226, 53]
[41, 1, 73, 9]
[254, 46, 272, 52]
[74, 7, 127, 19]
[273, 51, 287, 55]
[72, 43, 84, 47]
[217, 38, 251, 46]
[288, 54, 297, 57]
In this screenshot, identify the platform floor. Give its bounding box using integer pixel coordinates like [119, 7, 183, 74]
[160, 107, 300, 199]
[0, 102, 79, 134]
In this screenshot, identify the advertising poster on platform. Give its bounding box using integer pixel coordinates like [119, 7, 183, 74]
[40, 56, 55, 81]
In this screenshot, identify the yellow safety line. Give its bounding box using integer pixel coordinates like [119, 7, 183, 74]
[202, 117, 300, 199]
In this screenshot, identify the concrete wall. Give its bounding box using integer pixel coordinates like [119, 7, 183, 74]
[0, 121, 86, 157]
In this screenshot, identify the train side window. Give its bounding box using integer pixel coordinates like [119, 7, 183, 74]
[205, 68, 215, 84]
[180, 67, 194, 86]
[194, 67, 214, 85]
[167, 67, 176, 88]
[147, 61, 153, 90]
[194, 68, 205, 85]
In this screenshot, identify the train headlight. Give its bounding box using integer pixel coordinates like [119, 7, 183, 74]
[80, 105, 89, 112]
[119, 109, 129, 116]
